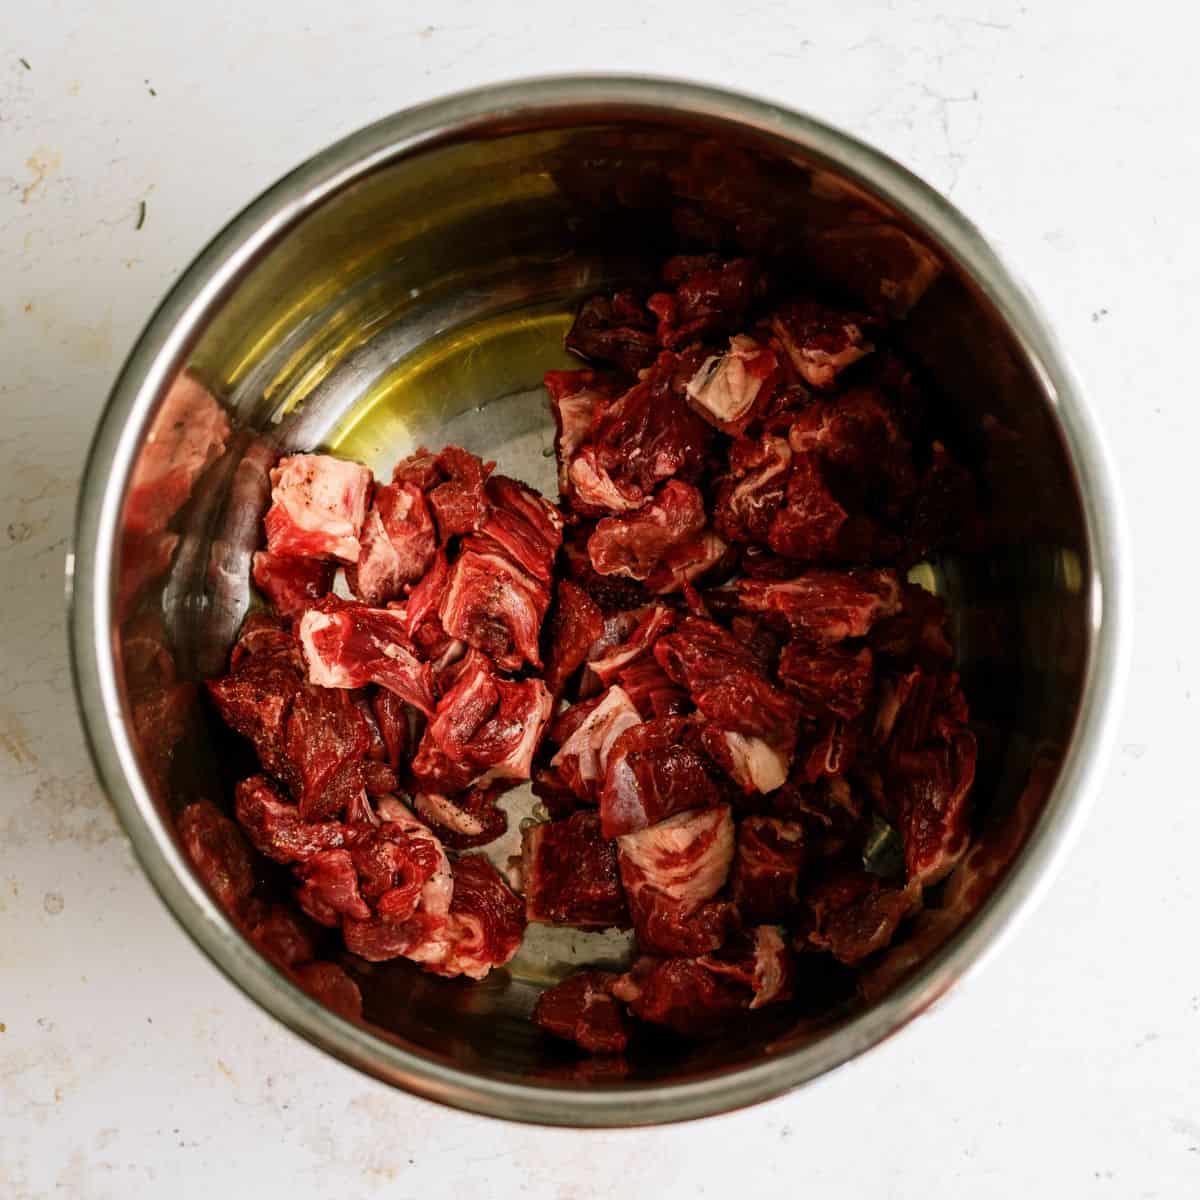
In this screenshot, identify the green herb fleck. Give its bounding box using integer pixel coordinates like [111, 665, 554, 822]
[862, 814, 905, 880]
[135, 200, 146, 231]
[19, 57, 31, 70]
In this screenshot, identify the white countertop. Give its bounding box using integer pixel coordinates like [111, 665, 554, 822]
[1, 2, 1192, 1196]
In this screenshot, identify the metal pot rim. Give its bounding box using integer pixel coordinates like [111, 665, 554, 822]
[67, 74, 1131, 1126]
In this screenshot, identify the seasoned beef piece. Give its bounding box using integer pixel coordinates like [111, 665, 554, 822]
[684, 334, 779, 434]
[778, 642, 874, 721]
[430, 855, 526, 980]
[802, 867, 920, 964]
[731, 816, 807, 923]
[551, 687, 643, 804]
[264, 453, 372, 563]
[473, 474, 564, 586]
[234, 775, 345, 864]
[617, 804, 735, 956]
[252, 552, 335, 622]
[411, 785, 509, 850]
[347, 481, 437, 605]
[768, 300, 877, 390]
[735, 568, 901, 643]
[600, 717, 721, 838]
[647, 256, 765, 349]
[588, 605, 675, 687]
[298, 600, 436, 716]
[564, 290, 659, 373]
[588, 481, 706, 582]
[521, 811, 630, 928]
[543, 579, 605, 699]
[426, 445, 495, 539]
[713, 434, 793, 546]
[533, 970, 630, 1054]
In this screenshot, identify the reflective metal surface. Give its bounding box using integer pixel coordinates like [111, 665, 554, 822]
[68, 77, 1129, 1125]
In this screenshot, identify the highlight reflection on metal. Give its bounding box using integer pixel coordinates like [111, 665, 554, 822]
[69, 77, 1129, 1126]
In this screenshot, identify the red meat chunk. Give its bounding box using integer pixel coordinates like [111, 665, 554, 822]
[242, 900, 316, 970]
[735, 568, 901, 642]
[532, 970, 630, 1054]
[617, 804, 735, 956]
[869, 582, 953, 665]
[613, 658, 689, 719]
[438, 545, 550, 672]
[588, 605, 676, 687]
[252, 552, 335, 622]
[234, 774, 345, 863]
[714, 434, 793, 546]
[342, 804, 454, 965]
[474, 475, 564, 585]
[778, 642, 874, 721]
[347, 481, 437, 606]
[125, 371, 230, 536]
[564, 290, 659, 373]
[263, 453, 372, 563]
[411, 785, 509, 850]
[369, 689, 410, 771]
[293, 961, 363, 1021]
[684, 334, 779, 434]
[177, 800, 256, 916]
[430, 855, 526, 980]
[423, 651, 552, 785]
[646, 529, 729, 595]
[769, 300, 876, 389]
[544, 370, 623, 503]
[567, 354, 714, 516]
[731, 816, 807, 923]
[551, 686, 643, 803]
[613, 956, 743, 1035]
[587, 480, 706, 582]
[403, 546, 456, 661]
[296, 848, 372, 925]
[391, 448, 443, 491]
[427, 445, 495, 538]
[206, 618, 305, 782]
[298, 600, 436, 716]
[700, 727, 792, 795]
[695, 925, 793, 1009]
[600, 717, 721, 838]
[803, 868, 920, 964]
[283, 685, 373, 822]
[648, 256, 765, 349]
[521, 811, 630, 928]
[543, 579, 605, 698]
[654, 616, 801, 745]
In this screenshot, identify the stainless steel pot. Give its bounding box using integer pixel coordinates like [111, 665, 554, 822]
[68, 76, 1129, 1125]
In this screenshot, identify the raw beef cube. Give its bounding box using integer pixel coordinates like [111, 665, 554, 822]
[544, 370, 622, 502]
[778, 642, 874, 721]
[125, 371, 231, 535]
[295, 848, 372, 925]
[439, 546, 550, 672]
[284, 685, 372, 821]
[735, 568, 901, 642]
[430, 855, 527, 980]
[550, 687, 642, 803]
[427, 445, 494, 538]
[612, 658, 688, 719]
[298, 600, 436, 716]
[617, 804, 735, 956]
[587, 605, 675, 686]
[731, 816, 807, 923]
[342, 803, 454, 964]
[612, 956, 746, 1037]
[564, 290, 659, 373]
[253, 552, 336, 622]
[700, 728, 791, 795]
[521, 811, 630, 928]
[177, 800, 256, 916]
[695, 925, 793, 1009]
[543, 579, 605, 699]
[654, 616, 801, 746]
[713, 434, 792, 545]
[769, 300, 876, 389]
[645, 530, 729, 595]
[802, 868, 920, 964]
[369, 688, 410, 772]
[648, 256, 765, 349]
[234, 774, 345, 863]
[264, 453, 372, 563]
[347, 481, 437, 606]
[684, 334, 778, 434]
[600, 717, 721, 838]
[587, 481, 706, 582]
[532, 970, 629, 1054]
[474, 475, 564, 585]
